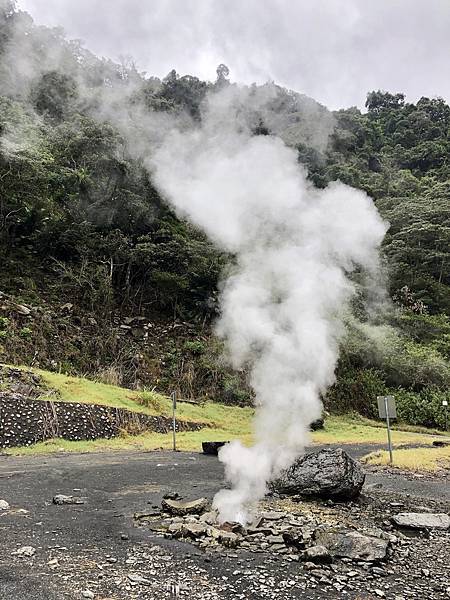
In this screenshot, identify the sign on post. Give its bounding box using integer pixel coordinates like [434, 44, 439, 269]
[171, 391, 177, 452]
[377, 395, 396, 464]
[377, 395, 397, 420]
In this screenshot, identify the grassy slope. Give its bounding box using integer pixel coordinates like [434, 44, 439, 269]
[2, 365, 446, 458]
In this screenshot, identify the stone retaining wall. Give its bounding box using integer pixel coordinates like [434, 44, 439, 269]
[0, 392, 203, 448]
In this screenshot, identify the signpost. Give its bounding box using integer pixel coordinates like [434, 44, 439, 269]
[443, 400, 448, 431]
[377, 395, 397, 464]
[171, 391, 177, 452]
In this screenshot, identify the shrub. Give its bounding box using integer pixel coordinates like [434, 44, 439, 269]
[136, 390, 167, 414]
[395, 388, 450, 430]
[326, 368, 388, 418]
[221, 375, 252, 406]
[183, 340, 206, 355]
[0, 317, 10, 329]
[95, 365, 123, 386]
[19, 327, 33, 339]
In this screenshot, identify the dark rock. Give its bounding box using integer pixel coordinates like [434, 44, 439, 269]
[163, 491, 182, 500]
[270, 448, 365, 500]
[310, 418, 324, 431]
[283, 531, 306, 550]
[304, 545, 332, 563]
[314, 529, 388, 562]
[202, 441, 228, 455]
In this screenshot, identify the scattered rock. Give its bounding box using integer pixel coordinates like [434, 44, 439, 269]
[202, 441, 228, 455]
[199, 510, 218, 524]
[15, 304, 31, 316]
[163, 491, 182, 500]
[133, 510, 161, 520]
[271, 448, 365, 500]
[314, 529, 388, 562]
[0, 499, 10, 510]
[283, 530, 306, 550]
[181, 523, 208, 538]
[12, 546, 36, 558]
[161, 497, 209, 516]
[391, 512, 450, 530]
[53, 494, 85, 505]
[304, 545, 332, 563]
[260, 511, 286, 521]
[128, 573, 150, 585]
[80, 591, 95, 599]
[208, 527, 239, 547]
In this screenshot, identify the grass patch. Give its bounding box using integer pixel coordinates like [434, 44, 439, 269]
[363, 445, 450, 472]
[2, 365, 445, 456]
[6, 414, 444, 457]
[311, 414, 444, 446]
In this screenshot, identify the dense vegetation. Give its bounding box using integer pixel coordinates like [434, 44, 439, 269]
[0, 1, 449, 428]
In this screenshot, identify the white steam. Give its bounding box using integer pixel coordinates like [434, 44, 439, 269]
[149, 88, 388, 524]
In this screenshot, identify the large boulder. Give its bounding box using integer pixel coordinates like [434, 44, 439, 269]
[270, 448, 365, 500]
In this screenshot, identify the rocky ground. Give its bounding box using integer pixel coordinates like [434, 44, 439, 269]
[0, 449, 449, 599]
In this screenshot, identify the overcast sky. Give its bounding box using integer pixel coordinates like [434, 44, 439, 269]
[16, 0, 450, 110]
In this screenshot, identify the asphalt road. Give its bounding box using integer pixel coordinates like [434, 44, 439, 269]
[0, 446, 448, 599]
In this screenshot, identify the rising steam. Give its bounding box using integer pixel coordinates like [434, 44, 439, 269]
[149, 87, 388, 524]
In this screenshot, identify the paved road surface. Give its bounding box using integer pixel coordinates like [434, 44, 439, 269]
[0, 445, 448, 599]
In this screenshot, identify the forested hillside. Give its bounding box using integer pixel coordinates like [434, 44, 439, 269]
[0, 1, 449, 428]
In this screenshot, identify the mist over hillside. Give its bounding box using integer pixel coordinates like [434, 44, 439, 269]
[0, 0, 449, 431]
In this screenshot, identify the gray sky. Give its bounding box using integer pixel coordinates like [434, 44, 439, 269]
[16, 0, 450, 110]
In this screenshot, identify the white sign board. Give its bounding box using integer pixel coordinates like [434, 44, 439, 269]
[377, 396, 397, 420]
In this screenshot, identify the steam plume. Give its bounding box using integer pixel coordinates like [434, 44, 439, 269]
[149, 87, 388, 524]
[0, 6, 387, 523]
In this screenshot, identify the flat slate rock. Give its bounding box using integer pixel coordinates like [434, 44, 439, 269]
[270, 447, 365, 500]
[161, 497, 209, 516]
[314, 529, 388, 562]
[391, 512, 450, 530]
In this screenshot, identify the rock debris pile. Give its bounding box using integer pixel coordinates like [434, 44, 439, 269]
[141, 502, 392, 562]
[133, 492, 450, 599]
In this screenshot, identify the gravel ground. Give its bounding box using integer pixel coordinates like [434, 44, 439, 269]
[0, 447, 448, 599]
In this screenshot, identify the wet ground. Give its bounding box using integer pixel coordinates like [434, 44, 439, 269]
[0, 445, 449, 599]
